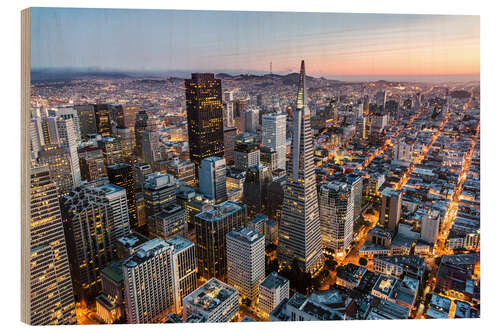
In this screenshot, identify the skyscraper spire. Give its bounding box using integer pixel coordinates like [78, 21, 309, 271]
[278, 60, 324, 274]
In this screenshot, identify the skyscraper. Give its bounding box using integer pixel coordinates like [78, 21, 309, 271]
[234, 142, 260, 172]
[94, 104, 112, 137]
[48, 106, 82, 143]
[134, 110, 158, 162]
[319, 181, 354, 257]
[167, 157, 196, 186]
[38, 144, 74, 197]
[262, 112, 287, 171]
[278, 61, 324, 273]
[243, 164, 273, 219]
[141, 128, 162, 164]
[166, 236, 197, 313]
[62, 183, 130, 300]
[78, 146, 107, 182]
[185, 73, 225, 170]
[75, 104, 97, 140]
[226, 228, 265, 305]
[380, 187, 402, 233]
[44, 116, 81, 187]
[28, 166, 76, 325]
[98, 136, 123, 167]
[107, 163, 138, 230]
[199, 156, 228, 204]
[223, 126, 237, 165]
[143, 172, 177, 221]
[194, 201, 247, 280]
[114, 126, 136, 165]
[123, 239, 175, 323]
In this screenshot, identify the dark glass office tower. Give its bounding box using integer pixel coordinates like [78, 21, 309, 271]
[107, 163, 138, 230]
[94, 104, 112, 137]
[185, 73, 225, 171]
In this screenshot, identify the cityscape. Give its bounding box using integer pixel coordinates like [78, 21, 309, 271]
[26, 8, 479, 325]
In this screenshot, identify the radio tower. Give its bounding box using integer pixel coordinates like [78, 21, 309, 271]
[270, 61, 272, 75]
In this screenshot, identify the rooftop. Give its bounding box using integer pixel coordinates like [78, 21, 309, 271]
[116, 232, 149, 250]
[381, 187, 402, 198]
[260, 272, 289, 290]
[144, 172, 176, 189]
[227, 227, 264, 244]
[101, 260, 124, 284]
[372, 275, 398, 297]
[196, 201, 245, 222]
[165, 236, 194, 254]
[183, 278, 238, 313]
[123, 238, 172, 268]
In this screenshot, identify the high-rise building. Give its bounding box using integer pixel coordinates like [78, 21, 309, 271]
[345, 172, 363, 222]
[194, 201, 247, 280]
[75, 104, 97, 140]
[185, 73, 225, 170]
[182, 278, 239, 323]
[393, 139, 414, 164]
[258, 272, 290, 319]
[123, 239, 175, 323]
[107, 163, 138, 229]
[143, 172, 177, 221]
[62, 183, 130, 300]
[234, 142, 260, 172]
[167, 157, 196, 186]
[38, 144, 74, 196]
[28, 166, 77, 325]
[141, 129, 162, 164]
[114, 126, 136, 165]
[223, 126, 237, 165]
[376, 90, 387, 109]
[223, 91, 235, 127]
[262, 112, 287, 171]
[78, 147, 107, 182]
[241, 107, 259, 132]
[133, 162, 152, 227]
[29, 117, 45, 158]
[48, 106, 81, 143]
[118, 104, 139, 129]
[278, 61, 324, 273]
[134, 110, 158, 162]
[380, 188, 403, 233]
[420, 210, 441, 244]
[166, 236, 197, 313]
[319, 181, 354, 257]
[98, 136, 123, 167]
[243, 164, 272, 219]
[260, 146, 278, 172]
[94, 104, 112, 137]
[356, 116, 367, 140]
[150, 204, 188, 240]
[267, 177, 286, 224]
[44, 116, 81, 187]
[226, 228, 265, 305]
[199, 156, 227, 204]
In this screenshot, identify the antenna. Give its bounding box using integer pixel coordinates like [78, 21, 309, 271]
[270, 61, 272, 75]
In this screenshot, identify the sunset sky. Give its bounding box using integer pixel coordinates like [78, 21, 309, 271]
[30, 8, 480, 81]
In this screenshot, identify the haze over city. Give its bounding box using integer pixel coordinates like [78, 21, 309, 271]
[30, 8, 479, 82]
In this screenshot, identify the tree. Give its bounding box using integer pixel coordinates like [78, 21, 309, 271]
[265, 243, 277, 253]
[358, 257, 368, 266]
[325, 259, 337, 271]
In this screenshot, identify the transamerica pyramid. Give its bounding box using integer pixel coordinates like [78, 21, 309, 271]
[277, 60, 324, 274]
